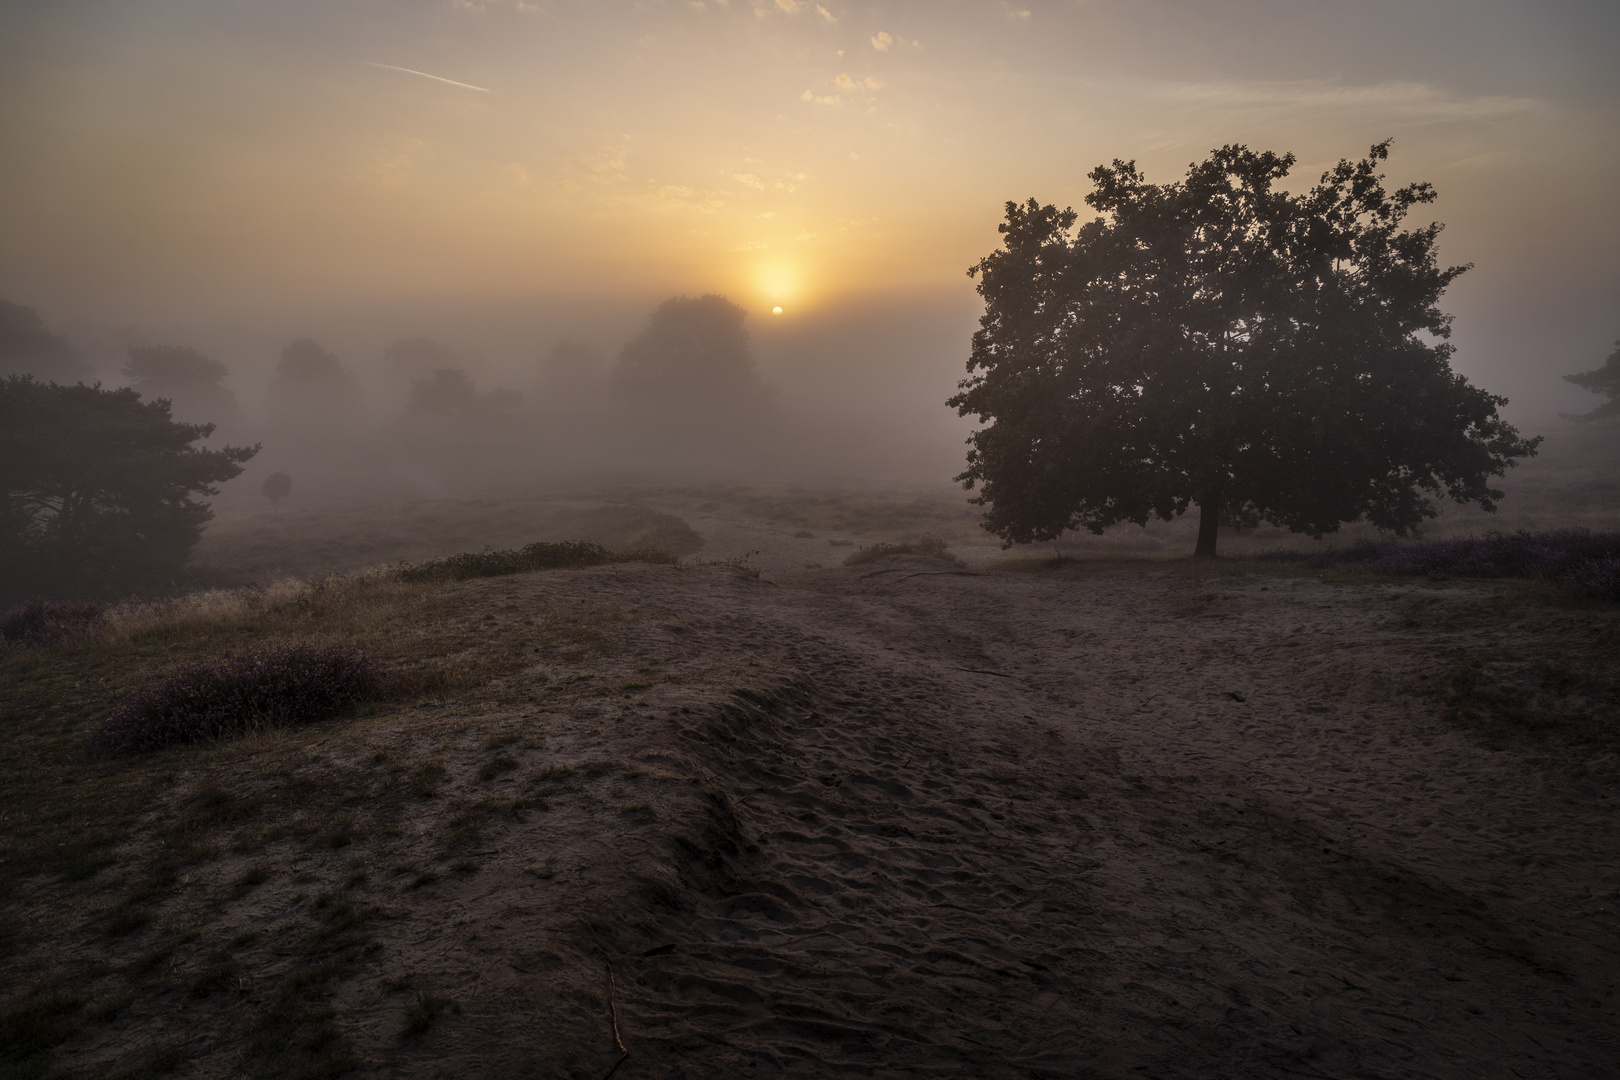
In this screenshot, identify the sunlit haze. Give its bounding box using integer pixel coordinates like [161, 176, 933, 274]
[2, 0, 1617, 423]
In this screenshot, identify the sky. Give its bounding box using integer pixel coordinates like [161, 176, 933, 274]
[1, 0, 1617, 420]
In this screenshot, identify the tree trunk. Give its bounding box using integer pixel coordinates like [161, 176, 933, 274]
[1194, 496, 1219, 559]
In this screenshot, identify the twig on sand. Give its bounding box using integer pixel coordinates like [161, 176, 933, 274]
[602, 963, 628, 1079]
[957, 667, 1013, 678]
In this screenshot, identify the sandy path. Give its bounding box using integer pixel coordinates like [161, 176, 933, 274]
[348, 556, 1616, 1080]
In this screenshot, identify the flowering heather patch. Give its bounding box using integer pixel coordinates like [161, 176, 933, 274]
[1260, 530, 1620, 600]
[100, 644, 379, 752]
[394, 540, 674, 583]
[0, 598, 107, 651]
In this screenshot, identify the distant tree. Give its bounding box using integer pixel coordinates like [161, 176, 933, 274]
[0, 299, 88, 383]
[405, 368, 521, 418]
[262, 471, 292, 512]
[611, 295, 767, 410]
[950, 141, 1541, 558]
[540, 340, 608, 404]
[0, 376, 258, 602]
[267, 339, 361, 425]
[407, 368, 479, 416]
[123, 344, 243, 429]
[384, 337, 459, 373]
[1563, 341, 1620, 421]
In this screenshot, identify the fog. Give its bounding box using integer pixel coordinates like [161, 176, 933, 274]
[2, 0, 1617, 528]
[4, 288, 983, 516]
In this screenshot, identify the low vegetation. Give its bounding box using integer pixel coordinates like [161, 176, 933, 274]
[1259, 528, 1620, 599]
[394, 539, 673, 583]
[99, 643, 380, 752]
[842, 535, 962, 567]
[0, 541, 681, 1078]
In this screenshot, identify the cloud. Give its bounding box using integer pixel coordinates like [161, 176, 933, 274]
[833, 74, 883, 91]
[733, 172, 766, 189]
[733, 240, 769, 251]
[816, 4, 836, 23]
[650, 185, 725, 213]
[775, 0, 801, 11]
[363, 62, 492, 93]
[801, 89, 840, 104]
[1443, 150, 1521, 170]
[1154, 79, 1537, 123]
[871, 30, 893, 52]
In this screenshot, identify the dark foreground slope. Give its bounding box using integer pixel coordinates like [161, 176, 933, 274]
[3, 561, 1618, 1079]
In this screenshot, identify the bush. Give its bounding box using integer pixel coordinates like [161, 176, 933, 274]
[0, 598, 106, 651]
[394, 540, 674, 583]
[843, 536, 958, 567]
[100, 644, 379, 752]
[1259, 529, 1620, 600]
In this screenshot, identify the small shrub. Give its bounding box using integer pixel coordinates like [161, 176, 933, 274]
[394, 540, 673, 583]
[99, 644, 379, 752]
[843, 535, 959, 567]
[0, 598, 106, 651]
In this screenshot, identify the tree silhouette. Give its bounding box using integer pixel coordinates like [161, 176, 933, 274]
[611, 295, 767, 411]
[0, 376, 257, 602]
[384, 337, 459, 373]
[267, 339, 360, 426]
[123, 344, 243, 429]
[405, 368, 521, 418]
[951, 141, 1540, 558]
[0, 299, 88, 384]
[1563, 341, 1620, 422]
[262, 471, 292, 512]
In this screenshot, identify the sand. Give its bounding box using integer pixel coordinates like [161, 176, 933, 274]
[20, 511, 1619, 1079]
[287, 541, 1619, 1079]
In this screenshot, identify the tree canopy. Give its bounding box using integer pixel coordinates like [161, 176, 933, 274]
[949, 141, 1540, 557]
[268, 338, 360, 424]
[122, 344, 243, 429]
[611, 294, 767, 411]
[0, 376, 257, 603]
[1563, 340, 1620, 421]
[0, 299, 87, 383]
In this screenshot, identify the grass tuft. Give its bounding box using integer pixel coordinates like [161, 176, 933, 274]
[400, 991, 460, 1039]
[393, 540, 673, 583]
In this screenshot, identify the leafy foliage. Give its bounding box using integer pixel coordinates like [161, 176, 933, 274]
[950, 141, 1540, 557]
[99, 644, 379, 752]
[393, 539, 675, 582]
[1563, 340, 1620, 421]
[0, 376, 258, 603]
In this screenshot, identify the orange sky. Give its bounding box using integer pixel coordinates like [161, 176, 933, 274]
[2, 0, 1617, 412]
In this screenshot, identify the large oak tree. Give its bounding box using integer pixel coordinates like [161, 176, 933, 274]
[949, 141, 1540, 557]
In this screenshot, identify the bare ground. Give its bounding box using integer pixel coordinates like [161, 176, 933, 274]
[10, 555, 1620, 1079]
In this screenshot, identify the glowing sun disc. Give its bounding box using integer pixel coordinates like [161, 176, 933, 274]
[772, 306, 784, 316]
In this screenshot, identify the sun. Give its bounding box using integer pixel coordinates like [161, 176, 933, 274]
[772, 305, 784, 316]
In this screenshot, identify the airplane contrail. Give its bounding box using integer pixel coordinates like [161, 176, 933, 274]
[364, 62, 491, 93]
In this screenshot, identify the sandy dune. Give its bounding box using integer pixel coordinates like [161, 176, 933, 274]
[306, 551, 1619, 1079]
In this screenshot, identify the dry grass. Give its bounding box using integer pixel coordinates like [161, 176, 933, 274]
[0, 566, 654, 1079]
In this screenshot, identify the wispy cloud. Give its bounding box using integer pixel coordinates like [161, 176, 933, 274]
[364, 62, 491, 93]
[1154, 79, 1536, 123]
